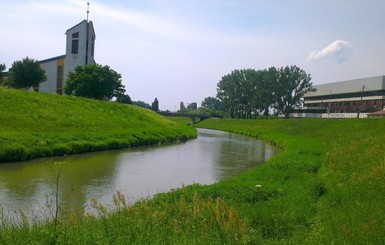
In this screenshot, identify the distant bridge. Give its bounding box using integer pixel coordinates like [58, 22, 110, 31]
[158, 112, 210, 124]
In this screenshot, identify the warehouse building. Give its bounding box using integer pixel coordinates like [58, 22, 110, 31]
[293, 75, 385, 118]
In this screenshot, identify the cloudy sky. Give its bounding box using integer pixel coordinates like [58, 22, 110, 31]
[1, 0, 384, 110]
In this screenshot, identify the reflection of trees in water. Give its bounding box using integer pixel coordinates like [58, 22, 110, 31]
[216, 133, 274, 179]
[0, 151, 120, 219]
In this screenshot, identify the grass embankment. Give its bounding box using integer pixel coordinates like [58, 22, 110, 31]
[1, 116, 385, 244]
[190, 118, 385, 243]
[0, 86, 196, 163]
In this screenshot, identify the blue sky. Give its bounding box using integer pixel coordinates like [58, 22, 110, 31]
[1, 0, 384, 111]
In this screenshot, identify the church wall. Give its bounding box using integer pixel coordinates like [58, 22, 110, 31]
[39, 59, 58, 93]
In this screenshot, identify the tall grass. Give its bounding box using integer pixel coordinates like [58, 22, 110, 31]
[0, 86, 196, 163]
[0, 192, 249, 244]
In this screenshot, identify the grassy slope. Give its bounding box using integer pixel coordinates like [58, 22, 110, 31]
[0, 86, 196, 163]
[189, 118, 385, 243]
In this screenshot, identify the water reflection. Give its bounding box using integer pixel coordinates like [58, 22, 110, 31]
[0, 128, 279, 220]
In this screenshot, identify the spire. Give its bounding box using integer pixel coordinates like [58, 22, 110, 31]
[86, 2, 90, 22]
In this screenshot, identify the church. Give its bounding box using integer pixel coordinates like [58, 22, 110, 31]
[37, 19, 96, 94]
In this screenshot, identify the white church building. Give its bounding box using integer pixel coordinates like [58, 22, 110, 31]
[38, 19, 96, 94]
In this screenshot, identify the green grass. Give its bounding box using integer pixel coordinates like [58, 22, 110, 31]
[191, 118, 385, 243]
[1, 104, 385, 243]
[0, 86, 196, 163]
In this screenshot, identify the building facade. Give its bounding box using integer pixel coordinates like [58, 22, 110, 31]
[38, 20, 96, 94]
[294, 76, 385, 118]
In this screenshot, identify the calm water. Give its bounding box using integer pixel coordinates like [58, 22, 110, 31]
[0, 128, 278, 220]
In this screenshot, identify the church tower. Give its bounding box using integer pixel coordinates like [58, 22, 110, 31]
[63, 19, 96, 83]
[38, 19, 96, 94]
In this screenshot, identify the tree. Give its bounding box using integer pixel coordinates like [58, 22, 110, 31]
[200, 97, 225, 117]
[0, 63, 6, 85]
[273, 65, 315, 118]
[187, 102, 197, 110]
[216, 66, 314, 119]
[151, 98, 159, 111]
[116, 93, 132, 104]
[8, 57, 46, 90]
[201, 97, 225, 111]
[64, 64, 125, 100]
[179, 102, 187, 113]
[217, 69, 259, 118]
[253, 67, 278, 119]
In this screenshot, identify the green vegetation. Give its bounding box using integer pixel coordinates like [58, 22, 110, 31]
[0, 86, 196, 163]
[1, 115, 385, 243]
[216, 65, 314, 118]
[7, 57, 46, 90]
[0, 63, 6, 85]
[0, 192, 248, 244]
[64, 64, 125, 100]
[191, 118, 385, 243]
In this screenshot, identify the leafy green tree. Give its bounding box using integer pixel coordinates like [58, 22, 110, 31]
[273, 65, 315, 118]
[217, 69, 258, 118]
[65, 64, 125, 100]
[0, 63, 6, 85]
[201, 96, 226, 117]
[201, 97, 225, 111]
[116, 93, 132, 104]
[179, 102, 187, 113]
[253, 67, 278, 119]
[187, 102, 197, 110]
[8, 57, 46, 90]
[217, 70, 240, 118]
[151, 98, 159, 111]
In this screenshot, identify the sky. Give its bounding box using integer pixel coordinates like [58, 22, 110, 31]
[1, 0, 384, 111]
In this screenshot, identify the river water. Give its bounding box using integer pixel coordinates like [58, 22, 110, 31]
[0, 128, 278, 221]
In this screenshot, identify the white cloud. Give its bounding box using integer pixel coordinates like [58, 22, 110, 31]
[307, 40, 352, 63]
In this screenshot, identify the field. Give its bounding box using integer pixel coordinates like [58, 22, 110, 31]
[1, 89, 385, 244]
[0, 86, 196, 163]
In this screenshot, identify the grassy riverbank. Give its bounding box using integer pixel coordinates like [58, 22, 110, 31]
[1, 117, 385, 244]
[192, 118, 385, 243]
[0, 86, 196, 163]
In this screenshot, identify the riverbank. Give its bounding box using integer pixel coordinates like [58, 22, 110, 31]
[191, 118, 385, 243]
[0, 86, 196, 163]
[1, 118, 384, 244]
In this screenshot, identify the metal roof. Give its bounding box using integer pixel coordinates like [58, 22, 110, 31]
[38, 55, 66, 64]
[305, 76, 385, 98]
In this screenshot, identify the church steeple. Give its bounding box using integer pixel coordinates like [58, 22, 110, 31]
[63, 19, 96, 82]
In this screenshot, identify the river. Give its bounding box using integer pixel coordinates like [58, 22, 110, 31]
[0, 128, 279, 221]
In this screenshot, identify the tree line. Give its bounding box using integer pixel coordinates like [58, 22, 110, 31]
[198, 65, 315, 118]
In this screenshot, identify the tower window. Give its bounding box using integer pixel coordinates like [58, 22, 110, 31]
[72, 39, 79, 54]
[72, 32, 79, 38]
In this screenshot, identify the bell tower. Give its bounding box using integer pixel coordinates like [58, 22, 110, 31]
[63, 5, 96, 83]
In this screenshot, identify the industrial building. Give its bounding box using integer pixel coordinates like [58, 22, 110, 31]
[37, 19, 96, 94]
[294, 75, 385, 118]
